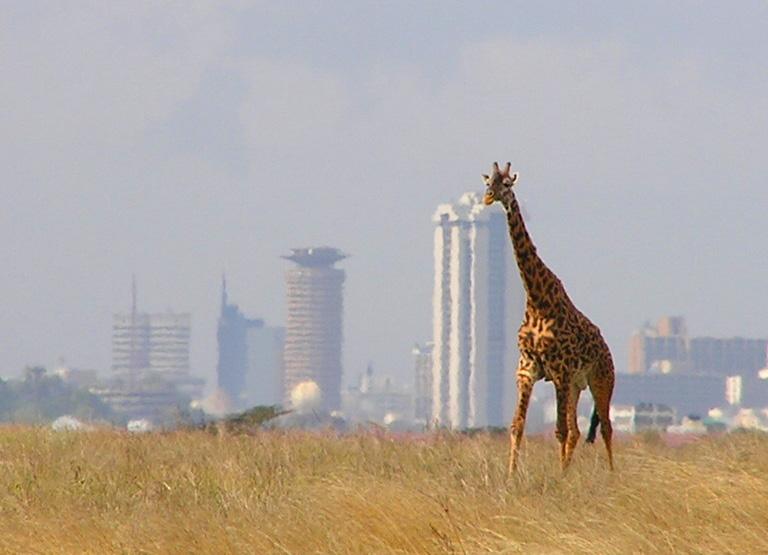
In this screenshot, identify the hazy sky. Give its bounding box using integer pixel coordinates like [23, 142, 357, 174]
[3, 2, 768, 389]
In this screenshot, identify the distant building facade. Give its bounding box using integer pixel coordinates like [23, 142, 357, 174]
[625, 316, 768, 416]
[431, 192, 525, 429]
[91, 375, 182, 424]
[633, 403, 676, 432]
[283, 247, 346, 411]
[216, 277, 284, 410]
[412, 342, 433, 423]
[611, 403, 676, 434]
[111, 281, 192, 382]
[689, 337, 767, 377]
[629, 316, 767, 377]
[245, 325, 285, 407]
[100, 279, 202, 423]
[343, 364, 412, 426]
[628, 316, 689, 375]
[613, 372, 725, 419]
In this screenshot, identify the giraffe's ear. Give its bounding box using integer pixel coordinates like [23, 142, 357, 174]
[510, 172, 519, 184]
[481, 174, 490, 184]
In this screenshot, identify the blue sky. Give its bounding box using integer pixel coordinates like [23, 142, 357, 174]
[2, 2, 768, 387]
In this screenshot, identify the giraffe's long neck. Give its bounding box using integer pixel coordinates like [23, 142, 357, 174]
[501, 190, 561, 308]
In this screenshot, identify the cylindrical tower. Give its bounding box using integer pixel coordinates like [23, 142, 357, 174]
[282, 247, 346, 411]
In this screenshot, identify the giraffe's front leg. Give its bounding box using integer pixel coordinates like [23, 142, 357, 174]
[508, 358, 536, 476]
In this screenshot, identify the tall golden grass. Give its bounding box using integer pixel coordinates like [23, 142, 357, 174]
[0, 427, 766, 554]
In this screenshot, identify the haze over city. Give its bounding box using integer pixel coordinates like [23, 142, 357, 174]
[3, 2, 768, 390]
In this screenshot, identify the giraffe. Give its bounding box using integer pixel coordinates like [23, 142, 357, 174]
[482, 162, 615, 473]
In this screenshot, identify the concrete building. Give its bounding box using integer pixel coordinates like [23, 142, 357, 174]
[628, 316, 690, 374]
[629, 316, 767, 377]
[611, 403, 676, 433]
[245, 325, 285, 407]
[90, 372, 182, 424]
[111, 279, 192, 383]
[743, 369, 768, 407]
[52, 361, 99, 389]
[216, 277, 285, 410]
[613, 372, 725, 419]
[633, 403, 676, 432]
[689, 336, 767, 377]
[343, 363, 413, 426]
[283, 247, 346, 411]
[626, 316, 768, 417]
[145, 312, 191, 381]
[725, 375, 743, 406]
[431, 192, 525, 429]
[101, 279, 203, 423]
[412, 342, 433, 423]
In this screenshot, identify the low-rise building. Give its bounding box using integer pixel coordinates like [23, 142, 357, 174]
[614, 372, 725, 419]
[344, 364, 413, 425]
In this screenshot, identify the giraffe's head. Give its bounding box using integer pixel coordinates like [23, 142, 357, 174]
[482, 161, 519, 205]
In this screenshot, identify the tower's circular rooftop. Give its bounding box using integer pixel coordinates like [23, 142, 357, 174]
[283, 247, 348, 267]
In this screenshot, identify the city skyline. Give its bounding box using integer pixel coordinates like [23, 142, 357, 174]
[3, 3, 768, 390]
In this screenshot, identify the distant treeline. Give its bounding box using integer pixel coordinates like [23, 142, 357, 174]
[0, 366, 112, 424]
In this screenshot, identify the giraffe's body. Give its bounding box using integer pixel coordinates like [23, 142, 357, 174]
[482, 162, 615, 472]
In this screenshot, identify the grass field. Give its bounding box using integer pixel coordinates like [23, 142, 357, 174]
[0, 427, 766, 554]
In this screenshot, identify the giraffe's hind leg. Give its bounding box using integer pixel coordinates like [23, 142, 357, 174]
[563, 383, 582, 469]
[588, 368, 615, 470]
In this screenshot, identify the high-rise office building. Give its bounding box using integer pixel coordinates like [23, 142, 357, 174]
[283, 247, 346, 411]
[431, 192, 525, 429]
[216, 277, 285, 410]
[111, 278, 191, 382]
[146, 312, 191, 380]
[103, 279, 201, 423]
[217, 277, 263, 404]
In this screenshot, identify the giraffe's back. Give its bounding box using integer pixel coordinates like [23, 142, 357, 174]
[518, 300, 613, 387]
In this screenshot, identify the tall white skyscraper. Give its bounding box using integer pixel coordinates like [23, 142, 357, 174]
[431, 192, 525, 429]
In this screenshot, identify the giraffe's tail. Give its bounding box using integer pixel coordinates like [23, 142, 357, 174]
[585, 406, 600, 444]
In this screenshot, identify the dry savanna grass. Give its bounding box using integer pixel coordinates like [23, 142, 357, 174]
[0, 427, 766, 554]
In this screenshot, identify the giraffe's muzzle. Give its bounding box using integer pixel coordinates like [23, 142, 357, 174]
[483, 193, 494, 205]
